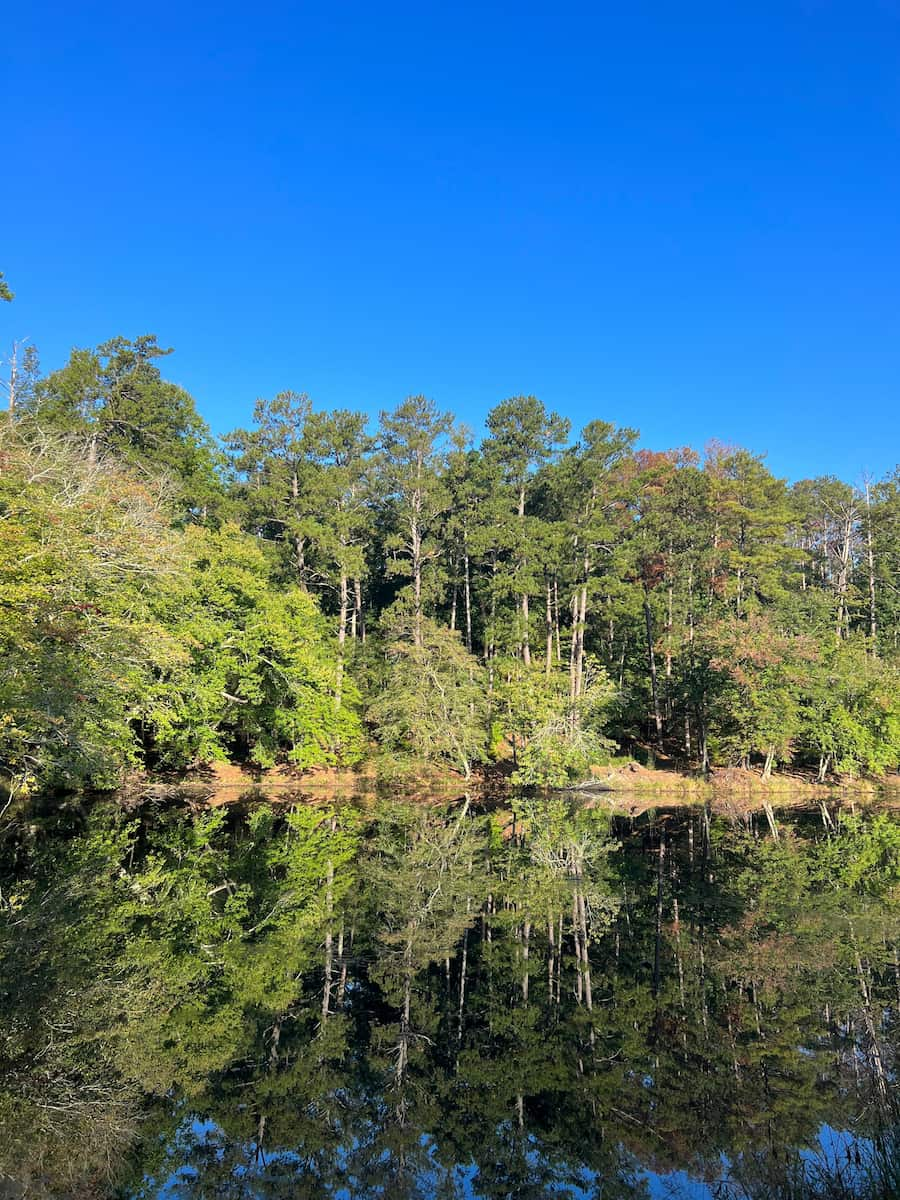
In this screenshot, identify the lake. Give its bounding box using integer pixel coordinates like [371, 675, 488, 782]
[0, 792, 897, 1198]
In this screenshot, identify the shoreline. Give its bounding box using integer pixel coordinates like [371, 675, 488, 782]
[118, 758, 900, 814]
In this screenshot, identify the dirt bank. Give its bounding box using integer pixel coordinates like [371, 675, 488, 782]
[125, 757, 900, 816]
[131, 759, 469, 809]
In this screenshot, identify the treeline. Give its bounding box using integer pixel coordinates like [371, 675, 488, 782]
[2, 332, 899, 793]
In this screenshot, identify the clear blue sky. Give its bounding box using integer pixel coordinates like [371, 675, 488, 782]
[3, 1, 898, 482]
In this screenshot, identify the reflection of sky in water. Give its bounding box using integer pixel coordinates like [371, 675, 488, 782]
[143, 1117, 872, 1199]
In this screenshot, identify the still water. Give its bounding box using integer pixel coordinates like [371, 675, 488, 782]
[0, 793, 897, 1199]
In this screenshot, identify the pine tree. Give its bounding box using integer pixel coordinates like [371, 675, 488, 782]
[483, 396, 570, 666]
[377, 395, 458, 647]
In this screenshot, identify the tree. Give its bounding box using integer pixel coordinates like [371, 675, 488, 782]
[226, 389, 319, 576]
[0, 422, 363, 798]
[368, 614, 488, 777]
[552, 420, 637, 705]
[0, 426, 180, 795]
[366, 800, 487, 1086]
[483, 395, 569, 665]
[144, 522, 364, 769]
[704, 446, 796, 618]
[300, 408, 375, 703]
[2, 303, 899, 794]
[791, 474, 863, 641]
[868, 468, 900, 654]
[377, 395, 458, 648]
[496, 659, 617, 787]
[697, 614, 816, 776]
[31, 335, 222, 518]
[800, 636, 900, 778]
[2, 340, 39, 415]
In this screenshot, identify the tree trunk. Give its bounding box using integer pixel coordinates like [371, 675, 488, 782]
[335, 572, 348, 709]
[518, 486, 531, 665]
[673, 896, 685, 1009]
[853, 941, 888, 1101]
[487, 555, 497, 693]
[569, 591, 579, 706]
[835, 507, 854, 641]
[572, 555, 589, 702]
[577, 890, 593, 1013]
[547, 914, 555, 1000]
[545, 577, 553, 678]
[665, 575, 673, 721]
[644, 595, 664, 749]
[762, 744, 775, 780]
[556, 912, 563, 1006]
[463, 549, 472, 653]
[411, 513, 423, 648]
[336, 923, 347, 1003]
[457, 896, 471, 1047]
[6, 339, 21, 414]
[521, 592, 531, 665]
[865, 481, 877, 647]
[397, 941, 412, 1085]
[354, 577, 365, 643]
[321, 843, 335, 1023]
[653, 833, 665, 998]
[553, 576, 562, 663]
[763, 802, 779, 840]
[573, 893, 583, 1004]
[522, 920, 531, 1002]
[699, 699, 709, 775]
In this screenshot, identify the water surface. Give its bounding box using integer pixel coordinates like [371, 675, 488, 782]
[1, 793, 897, 1198]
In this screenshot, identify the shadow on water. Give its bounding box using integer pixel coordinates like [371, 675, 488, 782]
[0, 792, 897, 1199]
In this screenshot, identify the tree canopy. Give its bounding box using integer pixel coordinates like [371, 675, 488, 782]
[0, 328, 898, 796]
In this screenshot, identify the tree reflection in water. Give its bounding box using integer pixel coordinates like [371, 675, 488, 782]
[0, 794, 897, 1199]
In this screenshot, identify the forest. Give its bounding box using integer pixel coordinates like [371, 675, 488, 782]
[1, 322, 899, 798]
[2, 297, 900, 1200]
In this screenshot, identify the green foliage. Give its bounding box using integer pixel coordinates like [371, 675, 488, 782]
[811, 810, 900, 895]
[800, 637, 900, 777]
[144, 522, 363, 769]
[367, 612, 488, 776]
[497, 659, 617, 787]
[0, 429, 181, 794]
[697, 614, 818, 771]
[27, 335, 223, 519]
[225, 389, 321, 576]
[3, 321, 899, 787]
[0, 426, 362, 796]
[376, 394, 460, 632]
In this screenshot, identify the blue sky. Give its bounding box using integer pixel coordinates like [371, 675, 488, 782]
[3, 1, 898, 481]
